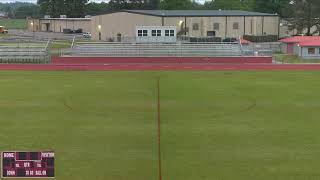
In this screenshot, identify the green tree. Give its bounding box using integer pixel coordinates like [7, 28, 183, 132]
[109, 0, 153, 10]
[0, 2, 40, 18]
[15, 4, 41, 18]
[287, 0, 320, 35]
[37, 0, 49, 16]
[85, 2, 109, 15]
[146, 0, 160, 9]
[38, 0, 63, 17]
[254, 0, 291, 17]
[65, 0, 88, 17]
[38, 0, 88, 18]
[204, 0, 254, 10]
[160, 0, 196, 10]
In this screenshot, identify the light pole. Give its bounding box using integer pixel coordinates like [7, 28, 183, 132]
[179, 20, 184, 33]
[98, 25, 102, 41]
[30, 20, 34, 39]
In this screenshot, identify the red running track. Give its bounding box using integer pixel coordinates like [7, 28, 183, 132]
[2, 63, 320, 71]
[51, 56, 273, 64]
[0, 56, 319, 71]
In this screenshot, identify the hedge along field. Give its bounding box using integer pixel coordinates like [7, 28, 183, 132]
[0, 19, 27, 29]
[0, 71, 320, 180]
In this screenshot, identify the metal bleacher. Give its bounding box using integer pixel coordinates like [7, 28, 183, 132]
[70, 42, 243, 57]
[0, 40, 51, 64]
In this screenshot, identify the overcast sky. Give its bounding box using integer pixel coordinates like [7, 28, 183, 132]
[1, 0, 210, 4]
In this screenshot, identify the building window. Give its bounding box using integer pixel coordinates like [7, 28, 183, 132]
[207, 31, 216, 37]
[213, 23, 219, 30]
[233, 22, 239, 30]
[143, 30, 148, 36]
[165, 30, 169, 36]
[157, 30, 161, 36]
[165, 30, 175, 37]
[152, 30, 157, 36]
[193, 23, 199, 30]
[170, 30, 174, 36]
[138, 30, 142, 37]
[308, 48, 315, 54]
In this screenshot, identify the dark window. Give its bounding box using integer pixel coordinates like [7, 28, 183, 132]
[193, 23, 199, 30]
[170, 30, 175, 36]
[17, 169, 26, 177]
[30, 152, 40, 160]
[18, 152, 26, 160]
[138, 30, 142, 37]
[233, 22, 239, 30]
[157, 30, 161, 36]
[165, 30, 170, 36]
[2, 158, 13, 168]
[47, 169, 55, 177]
[207, 31, 216, 37]
[45, 158, 55, 167]
[308, 48, 315, 54]
[152, 30, 157, 36]
[213, 23, 220, 30]
[143, 30, 148, 36]
[117, 33, 122, 42]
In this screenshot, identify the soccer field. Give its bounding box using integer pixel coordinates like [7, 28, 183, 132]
[0, 71, 320, 180]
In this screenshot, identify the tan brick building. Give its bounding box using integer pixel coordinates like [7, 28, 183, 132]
[91, 10, 280, 41]
[27, 17, 91, 33]
[27, 10, 280, 42]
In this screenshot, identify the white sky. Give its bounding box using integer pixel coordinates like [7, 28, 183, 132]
[1, 0, 210, 4]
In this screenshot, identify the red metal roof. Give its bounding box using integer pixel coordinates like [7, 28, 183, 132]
[280, 36, 320, 43]
[298, 40, 320, 47]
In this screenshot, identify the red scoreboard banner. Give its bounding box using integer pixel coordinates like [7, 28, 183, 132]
[1, 151, 54, 178]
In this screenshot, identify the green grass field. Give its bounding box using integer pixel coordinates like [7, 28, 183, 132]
[1, 71, 320, 180]
[274, 54, 320, 63]
[0, 19, 27, 29]
[0, 33, 12, 38]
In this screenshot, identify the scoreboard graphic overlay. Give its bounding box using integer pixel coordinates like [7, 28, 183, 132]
[1, 151, 55, 178]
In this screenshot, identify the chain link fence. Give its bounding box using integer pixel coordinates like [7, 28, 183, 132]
[241, 42, 280, 57]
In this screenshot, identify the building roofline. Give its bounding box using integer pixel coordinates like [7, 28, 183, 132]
[93, 10, 278, 17]
[38, 18, 91, 21]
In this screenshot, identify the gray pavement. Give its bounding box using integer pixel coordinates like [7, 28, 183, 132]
[8, 29, 84, 40]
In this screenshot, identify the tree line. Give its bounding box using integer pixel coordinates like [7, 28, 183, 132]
[0, 2, 40, 19]
[0, 0, 291, 18]
[1, 0, 319, 35]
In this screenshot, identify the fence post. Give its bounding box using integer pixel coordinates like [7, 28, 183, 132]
[44, 39, 52, 64]
[71, 36, 76, 48]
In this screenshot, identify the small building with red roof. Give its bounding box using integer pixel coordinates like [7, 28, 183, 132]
[240, 38, 251, 46]
[280, 36, 320, 59]
[297, 40, 320, 59]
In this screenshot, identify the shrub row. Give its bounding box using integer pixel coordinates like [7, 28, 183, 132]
[243, 35, 278, 42]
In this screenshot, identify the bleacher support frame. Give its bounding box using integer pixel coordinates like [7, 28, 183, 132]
[0, 39, 52, 64]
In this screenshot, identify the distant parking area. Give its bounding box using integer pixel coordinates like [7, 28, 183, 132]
[8, 29, 83, 40]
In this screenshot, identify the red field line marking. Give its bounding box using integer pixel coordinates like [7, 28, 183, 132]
[157, 78, 162, 180]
